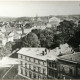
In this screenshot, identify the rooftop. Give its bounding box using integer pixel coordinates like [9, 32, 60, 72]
[58, 52, 80, 63]
[17, 48, 59, 61]
[49, 17, 61, 23]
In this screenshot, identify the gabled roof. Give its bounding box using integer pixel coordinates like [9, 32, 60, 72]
[49, 17, 61, 23]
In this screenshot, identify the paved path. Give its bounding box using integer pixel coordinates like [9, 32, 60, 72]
[2, 65, 14, 79]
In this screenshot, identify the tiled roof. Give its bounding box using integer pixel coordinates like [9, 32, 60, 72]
[58, 52, 80, 63]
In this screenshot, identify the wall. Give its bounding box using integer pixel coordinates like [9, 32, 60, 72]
[18, 53, 48, 79]
[58, 60, 77, 79]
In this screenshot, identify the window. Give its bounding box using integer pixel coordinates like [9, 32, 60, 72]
[23, 62, 25, 67]
[43, 61, 46, 66]
[21, 68, 23, 75]
[26, 56, 29, 61]
[27, 64, 29, 69]
[38, 75, 41, 79]
[69, 68, 73, 75]
[27, 57, 29, 61]
[48, 69, 52, 76]
[26, 56, 27, 60]
[20, 61, 23, 66]
[29, 64, 31, 70]
[40, 61, 44, 65]
[49, 62, 52, 67]
[33, 66, 36, 71]
[35, 59, 38, 64]
[52, 63, 54, 68]
[23, 55, 25, 60]
[78, 68, 80, 75]
[19, 54, 22, 59]
[55, 63, 57, 68]
[34, 59, 35, 63]
[36, 67, 38, 72]
[30, 58, 34, 62]
[25, 63, 27, 68]
[33, 73, 36, 78]
[62, 66, 65, 73]
[25, 70, 27, 76]
[38, 67, 41, 73]
[29, 57, 31, 62]
[52, 63, 57, 68]
[43, 68, 46, 75]
[29, 71, 32, 78]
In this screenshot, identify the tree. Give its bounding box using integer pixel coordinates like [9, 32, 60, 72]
[57, 20, 76, 43]
[5, 41, 13, 51]
[40, 29, 54, 48]
[31, 29, 42, 39]
[67, 31, 80, 49]
[23, 32, 40, 47]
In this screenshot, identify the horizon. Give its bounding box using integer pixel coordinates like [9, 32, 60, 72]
[0, 1, 80, 17]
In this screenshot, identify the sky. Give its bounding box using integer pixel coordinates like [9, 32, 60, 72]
[0, 1, 80, 17]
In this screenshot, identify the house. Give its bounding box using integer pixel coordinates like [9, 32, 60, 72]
[46, 17, 61, 29]
[0, 30, 19, 47]
[57, 52, 80, 79]
[17, 48, 59, 79]
[33, 17, 47, 30]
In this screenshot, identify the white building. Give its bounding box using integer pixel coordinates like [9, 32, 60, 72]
[46, 17, 61, 29]
[17, 48, 58, 79]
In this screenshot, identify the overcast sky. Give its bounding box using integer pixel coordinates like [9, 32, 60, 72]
[0, 1, 80, 17]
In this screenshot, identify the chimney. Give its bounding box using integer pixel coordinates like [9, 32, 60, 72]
[45, 49, 47, 54]
[42, 51, 44, 55]
[71, 49, 74, 54]
[21, 27, 24, 35]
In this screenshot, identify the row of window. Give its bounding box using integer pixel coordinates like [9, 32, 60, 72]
[19, 54, 46, 66]
[48, 61, 57, 68]
[20, 68, 47, 79]
[20, 61, 46, 75]
[48, 69, 57, 78]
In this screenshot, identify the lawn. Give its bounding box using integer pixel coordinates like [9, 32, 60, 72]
[0, 67, 9, 79]
[3, 65, 18, 79]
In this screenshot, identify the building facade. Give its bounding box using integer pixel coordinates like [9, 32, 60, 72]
[18, 54, 48, 79]
[57, 53, 80, 79]
[47, 60, 58, 79]
[17, 48, 58, 79]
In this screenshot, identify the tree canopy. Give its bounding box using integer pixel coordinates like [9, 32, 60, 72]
[57, 20, 76, 43]
[23, 32, 40, 47]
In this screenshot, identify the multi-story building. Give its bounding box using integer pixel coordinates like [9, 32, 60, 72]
[17, 48, 58, 79]
[57, 52, 80, 79]
[47, 60, 58, 79]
